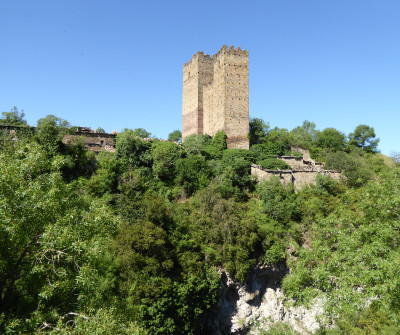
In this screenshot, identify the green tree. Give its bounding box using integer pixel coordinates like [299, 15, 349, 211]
[257, 177, 301, 224]
[248, 117, 269, 145]
[260, 127, 291, 156]
[324, 151, 373, 187]
[314, 127, 346, 151]
[282, 167, 400, 323]
[115, 129, 152, 168]
[250, 144, 276, 162]
[175, 155, 211, 196]
[87, 151, 120, 195]
[182, 187, 263, 281]
[258, 158, 290, 170]
[0, 106, 27, 126]
[202, 130, 227, 159]
[0, 143, 119, 332]
[348, 124, 380, 152]
[290, 120, 316, 149]
[132, 127, 152, 138]
[182, 134, 211, 156]
[211, 130, 227, 152]
[168, 130, 182, 142]
[151, 141, 182, 181]
[37, 114, 70, 130]
[36, 115, 70, 155]
[213, 149, 256, 199]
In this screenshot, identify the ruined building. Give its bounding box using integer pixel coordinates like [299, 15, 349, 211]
[250, 148, 341, 190]
[182, 45, 249, 149]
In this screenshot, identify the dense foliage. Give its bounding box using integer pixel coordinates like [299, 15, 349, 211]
[1, 110, 398, 334]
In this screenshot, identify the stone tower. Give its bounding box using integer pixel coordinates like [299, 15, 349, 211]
[182, 45, 249, 149]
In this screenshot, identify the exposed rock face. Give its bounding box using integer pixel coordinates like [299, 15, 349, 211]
[209, 265, 323, 334]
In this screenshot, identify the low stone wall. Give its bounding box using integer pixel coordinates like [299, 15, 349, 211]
[292, 169, 341, 189]
[62, 132, 116, 153]
[251, 164, 341, 189]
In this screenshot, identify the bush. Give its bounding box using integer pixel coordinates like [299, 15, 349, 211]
[260, 141, 286, 156]
[175, 155, 211, 196]
[202, 131, 227, 159]
[151, 141, 182, 181]
[256, 177, 301, 223]
[222, 148, 256, 164]
[250, 144, 277, 162]
[258, 158, 290, 170]
[115, 130, 152, 168]
[314, 128, 346, 151]
[182, 134, 211, 156]
[212, 149, 256, 199]
[324, 151, 373, 187]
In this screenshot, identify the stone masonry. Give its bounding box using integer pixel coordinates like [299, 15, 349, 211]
[62, 128, 116, 153]
[251, 149, 341, 190]
[182, 45, 249, 149]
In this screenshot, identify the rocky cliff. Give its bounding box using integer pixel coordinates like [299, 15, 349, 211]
[209, 265, 324, 334]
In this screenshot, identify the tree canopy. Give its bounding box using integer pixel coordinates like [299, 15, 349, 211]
[248, 117, 269, 145]
[2, 111, 398, 335]
[0, 106, 27, 126]
[168, 129, 182, 142]
[348, 124, 380, 152]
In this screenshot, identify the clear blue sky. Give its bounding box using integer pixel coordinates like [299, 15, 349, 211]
[1, 0, 399, 155]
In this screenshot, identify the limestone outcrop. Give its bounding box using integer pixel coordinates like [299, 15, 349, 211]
[209, 265, 324, 334]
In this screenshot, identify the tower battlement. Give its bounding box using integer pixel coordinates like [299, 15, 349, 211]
[183, 51, 212, 68]
[182, 45, 249, 149]
[214, 44, 248, 58]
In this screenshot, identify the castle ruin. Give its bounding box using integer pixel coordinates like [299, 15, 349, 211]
[182, 45, 249, 149]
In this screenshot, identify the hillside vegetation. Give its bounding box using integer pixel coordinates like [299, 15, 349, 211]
[1, 109, 400, 334]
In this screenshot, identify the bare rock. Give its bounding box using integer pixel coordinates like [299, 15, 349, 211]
[208, 265, 324, 334]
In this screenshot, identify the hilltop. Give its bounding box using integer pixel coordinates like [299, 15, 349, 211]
[1, 108, 400, 334]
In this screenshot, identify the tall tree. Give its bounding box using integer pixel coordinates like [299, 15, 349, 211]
[0, 106, 27, 126]
[314, 127, 346, 151]
[290, 120, 317, 149]
[36, 115, 70, 155]
[132, 128, 152, 138]
[168, 130, 182, 142]
[248, 118, 269, 145]
[348, 124, 379, 152]
[115, 129, 152, 168]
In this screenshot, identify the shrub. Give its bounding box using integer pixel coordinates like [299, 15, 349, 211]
[259, 158, 290, 170]
[182, 134, 211, 156]
[222, 148, 256, 164]
[175, 155, 211, 196]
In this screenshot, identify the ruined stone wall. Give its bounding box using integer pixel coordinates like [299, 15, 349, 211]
[62, 132, 116, 153]
[251, 165, 341, 190]
[292, 170, 341, 189]
[278, 156, 304, 168]
[291, 146, 312, 162]
[182, 45, 249, 149]
[251, 166, 294, 187]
